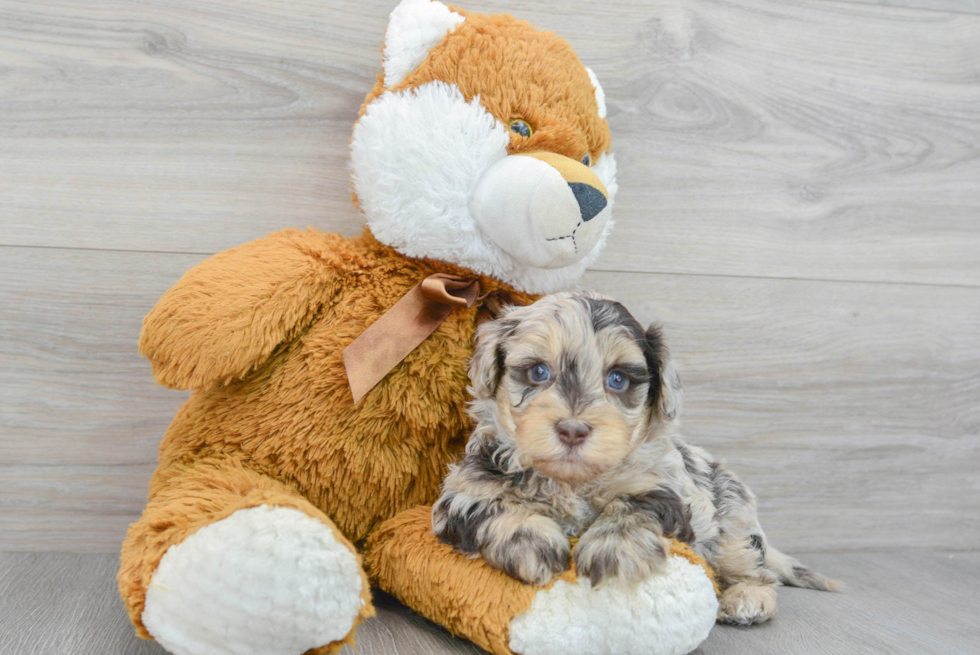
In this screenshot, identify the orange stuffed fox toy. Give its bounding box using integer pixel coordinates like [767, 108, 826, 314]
[119, 2, 718, 655]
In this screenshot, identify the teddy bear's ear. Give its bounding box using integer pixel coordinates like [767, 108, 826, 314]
[586, 67, 607, 119]
[382, 0, 465, 89]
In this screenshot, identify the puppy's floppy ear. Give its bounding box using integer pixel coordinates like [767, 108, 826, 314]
[469, 315, 517, 400]
[643, 324, 683, 422]
[657, 355, 683, 422]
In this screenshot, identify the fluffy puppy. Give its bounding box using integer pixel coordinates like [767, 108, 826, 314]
[432, 291, 838, 625]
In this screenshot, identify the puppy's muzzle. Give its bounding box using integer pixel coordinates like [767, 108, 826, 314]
[469, 151, 611, 269]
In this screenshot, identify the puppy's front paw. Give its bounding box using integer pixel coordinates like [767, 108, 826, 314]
[717, 583, 778, 625]
[482, 518, 570, 586]
[574, 522, 668, 588]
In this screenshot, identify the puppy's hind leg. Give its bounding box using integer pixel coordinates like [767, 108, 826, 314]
[712, 529, 780, 625]
[713, 532, 841, 625]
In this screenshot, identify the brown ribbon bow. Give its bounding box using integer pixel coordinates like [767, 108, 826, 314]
[342, 273, 480, 404]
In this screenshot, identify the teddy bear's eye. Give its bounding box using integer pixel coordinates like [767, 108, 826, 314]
[581, 153, 592, 167]
[509, 120, 533, 138]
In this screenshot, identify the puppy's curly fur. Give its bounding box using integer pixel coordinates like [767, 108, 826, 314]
[433, 291, 839, 625]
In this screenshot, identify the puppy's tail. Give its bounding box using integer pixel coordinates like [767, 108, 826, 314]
[766, 547, 842, 592]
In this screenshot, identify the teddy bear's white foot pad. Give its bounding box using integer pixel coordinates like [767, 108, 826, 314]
[508, 556, 718, 655]
[143, 505, 365, 655]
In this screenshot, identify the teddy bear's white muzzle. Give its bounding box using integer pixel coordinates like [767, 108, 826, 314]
[469, 152, 611, 270]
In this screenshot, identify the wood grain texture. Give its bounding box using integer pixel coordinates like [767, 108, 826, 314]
[0, 0, 391, 254]
[0, 246, 192, 465]
[0, 464, 157, 552]
[839, 0, 980, 14]
[0, 552, 165, 655]
[0, 246, 191, 552]
[1, 550, 978, 655]
[585, 270, 980, 554]
[596, 0, 980, 286]
[0, 552, 482, 655]
[694, 550, 980, 655]
[2, 245, 978, 553]
[1, 0, 978, 286]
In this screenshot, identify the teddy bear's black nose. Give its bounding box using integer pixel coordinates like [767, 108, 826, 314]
[568, 182, 608, 221]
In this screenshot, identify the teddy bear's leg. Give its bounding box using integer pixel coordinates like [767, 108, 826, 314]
[119, 457, 374, 655]
[364, 506, 718, 655]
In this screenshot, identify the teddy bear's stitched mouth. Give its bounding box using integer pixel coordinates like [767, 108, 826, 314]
[545, 220, 583, 253]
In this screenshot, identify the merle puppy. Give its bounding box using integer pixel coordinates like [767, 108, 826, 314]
[432, 291, 838, 625]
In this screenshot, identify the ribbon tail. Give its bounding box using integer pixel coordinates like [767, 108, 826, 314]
[342, 275, 479, 404]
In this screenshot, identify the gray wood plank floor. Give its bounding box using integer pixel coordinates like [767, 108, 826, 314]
[2, 550, 978, 655]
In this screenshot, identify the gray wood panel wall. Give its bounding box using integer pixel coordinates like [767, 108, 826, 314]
[1, 0, 978, 554]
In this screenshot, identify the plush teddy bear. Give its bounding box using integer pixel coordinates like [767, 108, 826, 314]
[118, 2, 718, 655]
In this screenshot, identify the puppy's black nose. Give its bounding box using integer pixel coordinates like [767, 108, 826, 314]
[557, 420, 592, 446]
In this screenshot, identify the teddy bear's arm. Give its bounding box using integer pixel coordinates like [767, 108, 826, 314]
[366, 505, 719, 655]
[139, 229, 342, 390]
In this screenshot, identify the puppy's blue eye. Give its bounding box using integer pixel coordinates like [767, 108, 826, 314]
[581, 153, 592, 167]
[530, 363, 551, 383]
[606, 371, 628, 390]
